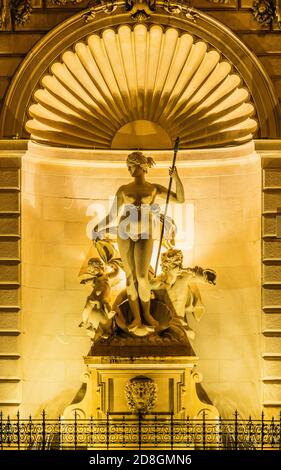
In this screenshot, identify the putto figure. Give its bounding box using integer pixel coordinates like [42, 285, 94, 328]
[151, 249, 216, 339]
[79, 257, 118, 342]
[93, 151, 184, 333]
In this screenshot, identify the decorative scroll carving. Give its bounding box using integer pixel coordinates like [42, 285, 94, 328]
[125, 376, 157, 414]
[126, 0, 156, 22]
[83, 0, 118, 22]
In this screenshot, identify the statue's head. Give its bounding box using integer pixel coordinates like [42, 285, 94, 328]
[87, 257, 104, 276]
[161, 249, 183, 272]
[126, 151, 155, 176]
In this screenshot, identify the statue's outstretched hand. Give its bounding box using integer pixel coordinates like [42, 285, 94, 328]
[169, 166, 178, 179]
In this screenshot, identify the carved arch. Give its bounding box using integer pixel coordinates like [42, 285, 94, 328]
[0, 4, 279, 141]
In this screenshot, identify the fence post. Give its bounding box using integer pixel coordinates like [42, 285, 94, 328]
[16, 411, 20, 450]
[279, 411, 281, 451]
[170, 411, 174, 451]
[42, 410, 46, 451]
[261, 411, 264, 450]
[154, 415, 157, 447]
[122, 415, 126, 448]
[218, 415, 222, 450]
[138, 413, 141, 451]
[90, 415, 93, 449]
[270, 416, 275, 448]
[58, 415, 61, 450]
[202, 411, 206, 450]
[106, 412, 109, 450]
[234, 410, 238, 450]
[186, 415, 190, 448]
[0, 410, 2, 450]
[74, 411, 77, 450]
[7, 415, 11, 448]
[270, 416, 275, 447]
[28, 415, 32, 449]
[248, 415, 252, 449]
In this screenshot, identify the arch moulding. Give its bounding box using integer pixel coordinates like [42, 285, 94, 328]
[0, 2, 280, 140]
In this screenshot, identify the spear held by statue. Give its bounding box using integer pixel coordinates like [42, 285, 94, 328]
[154, 136, 180, 276]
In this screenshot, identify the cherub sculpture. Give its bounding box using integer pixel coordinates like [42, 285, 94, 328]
[151, 249, 216, 339]
[79, 257, 119, 342]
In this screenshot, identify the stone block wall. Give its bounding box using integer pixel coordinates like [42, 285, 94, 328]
[0, 140, 26, 415]
[258, 140, 281, 417]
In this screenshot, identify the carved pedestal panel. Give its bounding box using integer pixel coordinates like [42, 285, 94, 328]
[63, 355, 219, 420]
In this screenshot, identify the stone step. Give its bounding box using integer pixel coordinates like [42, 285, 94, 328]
[263, 353, 281, 359]
[0, 377, 20, 382]
[0, 400, 21, 406]
[0, 305, 20, 311]
[0, 211, 20, 216]
[0, 281, 20, 287]
[263, 258, 281, 265]
[0, 353, 20, 359]
[0, 257, 20, 261]
[263, 329, 281, 336]
[263, 401, 281, 407]
[0, 329, 20, 336]
[0, 187, 20, 192]
[263, 305, 281, 313]
[263, 186, 281, 191]
[0, 234, 20, 239]
[262, 376, 281, 383]
[263, 282, 281, 288]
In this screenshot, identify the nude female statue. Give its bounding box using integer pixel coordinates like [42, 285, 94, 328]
[93, 151, 184, 332]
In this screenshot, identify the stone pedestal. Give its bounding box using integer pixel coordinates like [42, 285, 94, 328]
[63, 355, 219, 420]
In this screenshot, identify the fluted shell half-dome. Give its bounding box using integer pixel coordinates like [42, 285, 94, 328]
[26, 24, 257, 149]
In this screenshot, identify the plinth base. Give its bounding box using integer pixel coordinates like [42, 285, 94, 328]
[63, 355, 218, 420]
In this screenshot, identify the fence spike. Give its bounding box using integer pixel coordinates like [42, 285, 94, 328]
[279, 411, 281, 451]
[234, 408, 238, 451]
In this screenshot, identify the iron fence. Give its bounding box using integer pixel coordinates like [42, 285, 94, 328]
[0, 411, 281, 450]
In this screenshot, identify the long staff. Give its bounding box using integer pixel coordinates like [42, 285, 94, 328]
[154, 136, 180, 276]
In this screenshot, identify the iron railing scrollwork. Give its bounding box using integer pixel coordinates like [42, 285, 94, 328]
[0, 411, 281, 450]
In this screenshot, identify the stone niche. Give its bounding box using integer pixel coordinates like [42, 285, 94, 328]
[20, 139, 261, 418]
